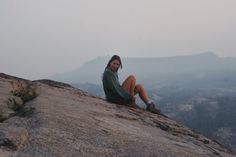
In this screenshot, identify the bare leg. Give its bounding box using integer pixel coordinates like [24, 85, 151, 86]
[122, 75, 136, 96]
[122, 75, 150, 104]
[123, 76, 161, 114]
[134, 84, 149, 104]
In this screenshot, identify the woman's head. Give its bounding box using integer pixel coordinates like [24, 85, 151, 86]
[106, 55, 122, 72]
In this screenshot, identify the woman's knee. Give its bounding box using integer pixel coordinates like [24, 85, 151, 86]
[127, 75, 136, 82]
[122, 75, 136, 90]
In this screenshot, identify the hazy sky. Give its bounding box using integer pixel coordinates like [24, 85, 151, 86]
[1, 0, 236, 80]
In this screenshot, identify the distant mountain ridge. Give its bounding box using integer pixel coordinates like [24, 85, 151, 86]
[49, 52, 236, 90]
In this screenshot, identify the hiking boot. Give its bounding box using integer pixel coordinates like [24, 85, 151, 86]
[146, 102, 161, 114]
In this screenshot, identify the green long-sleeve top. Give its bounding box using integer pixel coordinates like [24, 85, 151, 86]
[102, 68, 132, 103]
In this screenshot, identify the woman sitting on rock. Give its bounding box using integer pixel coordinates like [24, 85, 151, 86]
[102, 55, 161, 114]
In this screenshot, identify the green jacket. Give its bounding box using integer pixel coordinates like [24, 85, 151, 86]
[102, 68, 132, 103]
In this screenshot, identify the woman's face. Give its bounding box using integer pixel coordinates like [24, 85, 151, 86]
[110, 59, 120, 72]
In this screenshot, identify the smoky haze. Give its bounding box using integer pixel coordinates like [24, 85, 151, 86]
[0, 0, 236, 80]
